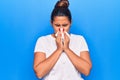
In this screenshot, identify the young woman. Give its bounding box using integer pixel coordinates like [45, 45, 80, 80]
[33, 0, 92, 80]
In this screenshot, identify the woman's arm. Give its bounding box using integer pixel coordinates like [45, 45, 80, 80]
[34, 33, 63, 78]
[64, 49, 92, 76]
[63, 33, 92, 76]
[33, 49, 62, 78]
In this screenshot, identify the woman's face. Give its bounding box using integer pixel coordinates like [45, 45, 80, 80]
[51, 16, 71, 33]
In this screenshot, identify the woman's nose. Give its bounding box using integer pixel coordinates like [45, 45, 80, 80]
[59, 27, 64, 32]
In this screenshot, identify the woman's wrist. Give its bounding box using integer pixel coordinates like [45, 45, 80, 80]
[56, 48, 63, 53]
[64, 47, 71, 53]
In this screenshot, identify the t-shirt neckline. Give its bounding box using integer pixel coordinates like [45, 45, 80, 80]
[50, 33, 73, 40]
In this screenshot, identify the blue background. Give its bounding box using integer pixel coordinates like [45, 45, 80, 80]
[0, 0, 120, 80]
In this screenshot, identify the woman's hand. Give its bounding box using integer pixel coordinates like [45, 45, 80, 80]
[55, 32, 63, 51]
[55, 31, 70, 52]
[63, 32, 70, 51]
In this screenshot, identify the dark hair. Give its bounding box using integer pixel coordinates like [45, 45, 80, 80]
[51, 0, 72, 23]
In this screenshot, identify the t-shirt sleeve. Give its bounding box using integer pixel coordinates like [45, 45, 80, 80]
[34, 37, 46, 53]
[79, 36, 89, 52]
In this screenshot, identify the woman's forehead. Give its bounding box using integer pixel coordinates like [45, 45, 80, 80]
[53, 16, 70, 23]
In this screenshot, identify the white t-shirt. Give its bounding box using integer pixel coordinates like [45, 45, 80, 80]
[34, 34, 89, 80]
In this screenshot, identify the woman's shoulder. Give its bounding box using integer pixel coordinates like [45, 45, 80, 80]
[71, 33, 84, 39]
[36, 34, 52, 41]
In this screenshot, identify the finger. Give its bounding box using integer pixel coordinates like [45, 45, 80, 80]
[55, 32, 59, 37]
[64, 32, 69, 39]
[64, 32, 70, 38]
[57, 31, 62, 37]
[56, 33, 62, 42]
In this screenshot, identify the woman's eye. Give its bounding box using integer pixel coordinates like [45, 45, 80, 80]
[54, 24, 68, 27]
[55, 24, 60, 27]
[62, 24, 68, 27]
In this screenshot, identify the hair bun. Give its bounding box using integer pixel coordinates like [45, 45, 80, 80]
[55, 0, 69, 8]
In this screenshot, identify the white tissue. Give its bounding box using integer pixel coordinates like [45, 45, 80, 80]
[65, 31, 70, 38]
[60, 28, 64, 40]
[55, 28, 70, 39]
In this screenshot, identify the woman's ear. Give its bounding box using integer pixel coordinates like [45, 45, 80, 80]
[50, 20, 53, 26]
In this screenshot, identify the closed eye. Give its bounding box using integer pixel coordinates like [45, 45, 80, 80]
[55, 24, 60, 27]
[62, 24, 68, 27]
